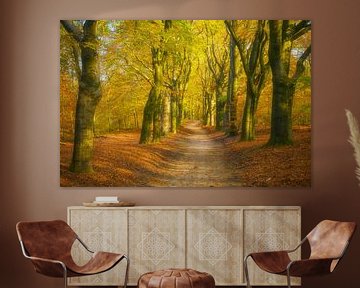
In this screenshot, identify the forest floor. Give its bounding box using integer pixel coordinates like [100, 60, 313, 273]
[60, 121, 311, 187]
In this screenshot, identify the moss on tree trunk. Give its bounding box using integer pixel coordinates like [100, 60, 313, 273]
[61, 20, 101, 173]
[268, 20, 311, 146]
[240, 83, 257, 141]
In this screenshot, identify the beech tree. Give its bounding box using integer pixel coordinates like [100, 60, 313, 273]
[61, 20, 101, 172]
[199, 61, 215, 126]
[164, 49, 192, 132]
[206, 45, 228, 130]
[224, 20, 239, 135]
[140, 20, 172, 144]
[205, 23, 229, 130]
[268, 20, 311, 145]
[60, 27, 81, 142]
[163, 21, 193, 134]
[225, 20, 269, 141]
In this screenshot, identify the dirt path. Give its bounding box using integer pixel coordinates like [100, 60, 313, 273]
[61, 122, 311, 187]
[154, 121, 242, 187]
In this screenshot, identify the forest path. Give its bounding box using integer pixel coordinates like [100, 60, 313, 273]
[155, 120, 242, 187]
[61, 122, 311, 187]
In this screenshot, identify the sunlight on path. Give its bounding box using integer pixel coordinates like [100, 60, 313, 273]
[154, 121, 242, 187]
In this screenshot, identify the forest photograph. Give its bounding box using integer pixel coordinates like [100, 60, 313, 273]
[60, 20, 311, 187]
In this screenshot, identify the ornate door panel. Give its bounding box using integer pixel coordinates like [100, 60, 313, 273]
[128, 209, 186, 284]
[187, 209, 243, 285]
[68, 208, 127, 286]
[243, 208, 301, 286]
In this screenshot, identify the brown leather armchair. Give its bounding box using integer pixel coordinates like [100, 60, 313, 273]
[244, 220, 356, 288]
[16, 220, 129, 288]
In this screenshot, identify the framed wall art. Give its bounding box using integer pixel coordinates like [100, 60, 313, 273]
[60, 20, 311, 187]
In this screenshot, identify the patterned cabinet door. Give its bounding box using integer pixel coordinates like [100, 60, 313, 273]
[68, 208, 128, 286]
[128, 209, 186, 284]
[243, 209, 301, 286]
[187, 209, 243, 285]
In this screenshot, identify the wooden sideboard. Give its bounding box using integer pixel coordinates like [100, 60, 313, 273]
[67, 206, 301, 286]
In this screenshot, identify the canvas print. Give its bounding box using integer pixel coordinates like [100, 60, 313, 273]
[60, 20, 311, 187]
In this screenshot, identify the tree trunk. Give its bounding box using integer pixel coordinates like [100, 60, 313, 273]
[267, 20, 311, 145]
[140, 47, 164, 143]
[177, 96, 184, 129]
[268, 20, 292, 145]
[170, 92, 177, 133]
[63, 21, 101, 173]
[225, 20, 268, 141]
[240, 83, 257, 141]
[152, 89, 163, 142]
[205, 25, 228, 129]
[215, 87, 223, 130]
[140, 21, 171, 143]
[161, 93, 171, 135]
[268, 76, 295, 145]
[225, 33, 238, 136]
[140, 87, 156, 143]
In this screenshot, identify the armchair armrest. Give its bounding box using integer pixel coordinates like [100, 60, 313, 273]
[76, 235, 94, 254]
[287, 258, 336, 277]
[25, 255, 67, 277]
[246, 236, 306, 260]
[247, 251, 292, 274]
[287, 239, 351, 277]
[19, 240, 67, 277]
[286, 237, 307, 253]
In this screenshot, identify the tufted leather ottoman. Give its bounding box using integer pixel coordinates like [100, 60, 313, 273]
[138, 268, 215, 288]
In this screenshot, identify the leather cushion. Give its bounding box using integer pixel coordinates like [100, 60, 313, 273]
[138, 269, 215, 288]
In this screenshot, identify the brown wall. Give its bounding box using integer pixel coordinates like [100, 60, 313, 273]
[1, 0, 360, 287]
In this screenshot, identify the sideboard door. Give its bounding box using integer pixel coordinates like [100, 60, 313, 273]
[243, 208, 301, 286]
[68, 208, 128, 286]
[186, 209, 243, 285]
[128, 209, 186, 284]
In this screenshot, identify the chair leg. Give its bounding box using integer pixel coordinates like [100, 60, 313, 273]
[123, 255, 130, 288]
[244, 255, 252, 288]
[286, 270, 291, 288]
[62, 264, 68, 288]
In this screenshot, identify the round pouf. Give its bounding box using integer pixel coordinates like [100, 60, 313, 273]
[138, 268, 215, 288]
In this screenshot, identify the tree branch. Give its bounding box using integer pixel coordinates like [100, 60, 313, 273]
[206, 50, 217, 77]
[256, 30, 270, 96]
[289, 20, 311, 41]
[292, 44, 311, 81]
[224, 20, 251, 81]
[83, 20, 97, 41]
[124, 58, 153, 87]
[248, 20, 265, 75]
[60, 20, 83, 42]
[71, 43, 81, 80]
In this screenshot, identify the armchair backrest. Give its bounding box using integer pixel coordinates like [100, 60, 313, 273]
[306, 220, 356, 261]
[16, 220, 77, 261]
